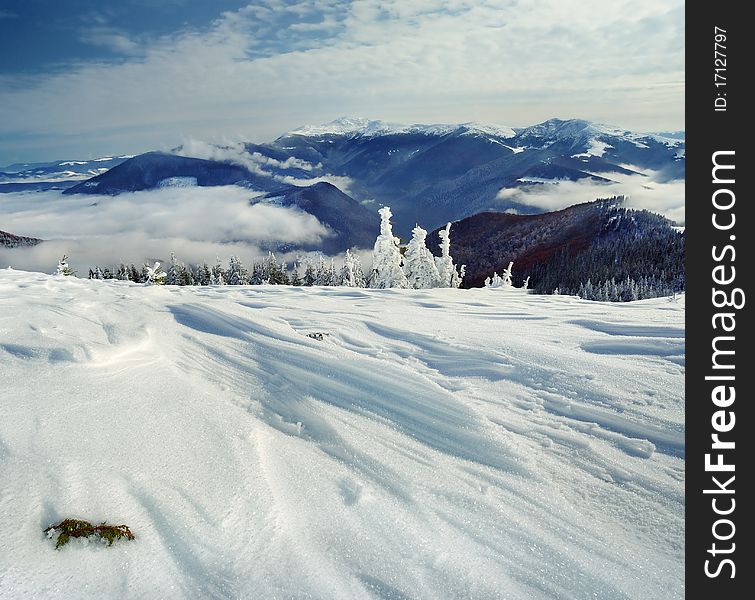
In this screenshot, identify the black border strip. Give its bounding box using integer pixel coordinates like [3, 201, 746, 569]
[686, 3, 751, 595]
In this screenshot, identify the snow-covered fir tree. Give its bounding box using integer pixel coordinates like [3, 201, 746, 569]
[249, 260, 265, 285]
[501, 262, 513, 287]
[197, 263, 212, 286]
[302, 258, 317, 286]
[290, 263, 303, 286]
[402, 226, 440, 289]
[313, 255, 337, 286]
[485, 272, 504, 288]
[340, 249, 366, 287]
[55, 255, 75, 276]
[261, 252, 289, 285]
[144, 261, 166, 285]
[165, 253, 179, 285]
[211, 258, 226, 285]
[166, 253, 194, 286]
[369, 207, 408, 289]
[434, 224, 464, 288]
[227, 256, 249, 285]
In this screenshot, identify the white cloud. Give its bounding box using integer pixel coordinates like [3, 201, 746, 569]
[174, 139, 353, 192]
[0, 0, 684, 162]
[276, 174, 355, 195]
[175, 140, 320, 173]
[79, 26, 143, 55]
[497, 168, 685, 224]
[0, 186, 332, 273]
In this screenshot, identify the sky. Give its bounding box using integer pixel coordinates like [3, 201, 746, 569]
[0, 0, 684, 165]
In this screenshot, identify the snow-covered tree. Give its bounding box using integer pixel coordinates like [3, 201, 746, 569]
[522, 276, 530, 290]
[312, 255, 337, 286]
[403, 225, 440, 289]
[485, 272, 504, 288]
[261, 252, 289, 285]
[144, 261, 166, 285]
[434, 224, 464, 288]
[369, 206, 407, 289]
[197, 263, 212, 286]
[166, 252, 193, 286]
[340, 249, 366, 287]
[501, 262, 513, 287]
[56, 255, 75, 276]
[290, 263, 303, 286]
[165, 253, 179, 285]
[211, 258, 226, 285]
[302, 258, 317, 286]
[485, 264, 515, 289]
[227, 256, 249, 285]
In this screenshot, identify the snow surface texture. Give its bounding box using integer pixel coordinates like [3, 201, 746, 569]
[0, 271, 684, 599]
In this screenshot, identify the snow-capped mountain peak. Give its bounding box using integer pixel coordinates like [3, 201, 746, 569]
[460, 122, 517, 139]
[285, 117, 462, 139]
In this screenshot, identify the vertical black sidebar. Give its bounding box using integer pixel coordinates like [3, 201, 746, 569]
[686, 3, 751, 597]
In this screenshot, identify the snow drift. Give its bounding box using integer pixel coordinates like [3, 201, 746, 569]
[0, 271, 684, 599]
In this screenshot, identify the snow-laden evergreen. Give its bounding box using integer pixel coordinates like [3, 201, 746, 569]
[211, 258, 226, 285]
[435, 224, 465, 288]
[55, 255, 75, 277]
[144, 261, 166, 285]
[340, 249, 366, 287]
[402, 226, 440, 289]
[485, 264, 515, 289]
[485, 273, 503, 288]
[302, 258, 317, 286]
[226, 256, 249, 285]
[314, 256, 337, 286]
[369, 207, 408, 289]
[165, 252, 194, 286]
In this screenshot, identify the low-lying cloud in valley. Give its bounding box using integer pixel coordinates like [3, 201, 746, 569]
[175, 139, 356, 194]
[497, 168, 685, 225]
[0, 186, 331, 274]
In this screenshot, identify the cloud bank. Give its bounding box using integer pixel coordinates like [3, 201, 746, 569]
[174, 139, 355, 193]
[497, 168, 685, 224]
[0, 186, 331, 273]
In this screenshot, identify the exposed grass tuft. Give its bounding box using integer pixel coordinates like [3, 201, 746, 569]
[44, 519, 135, 549]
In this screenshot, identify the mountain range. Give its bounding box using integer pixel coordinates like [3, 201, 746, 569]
[5, 116, 682, 234]
[0, 156, 132, 192]
[0, 229, 43, 249]
[2, 118, 684, 287]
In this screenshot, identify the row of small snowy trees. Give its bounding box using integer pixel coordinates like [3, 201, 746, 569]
[370, 207, 464, 289]
[484, 262, 529, 290]
[83, 206, 465, 289]
[89, 251, 366, 287]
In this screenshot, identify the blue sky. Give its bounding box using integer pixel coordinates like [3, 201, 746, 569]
[0, 0, 684, 164]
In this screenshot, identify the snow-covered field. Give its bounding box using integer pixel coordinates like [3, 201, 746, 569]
[0, 271, 684, 599]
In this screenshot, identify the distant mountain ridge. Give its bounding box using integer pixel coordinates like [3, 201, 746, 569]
[0, 230, 43, 248]
[63, 152, 280, 195]
[430, 197, 684, 294]
[254, 182, 377, 254]
[17, 117, 683, 249]
[0, 155, 131, 192]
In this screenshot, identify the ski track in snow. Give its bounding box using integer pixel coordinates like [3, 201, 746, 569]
[0, 271, 685, 599]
